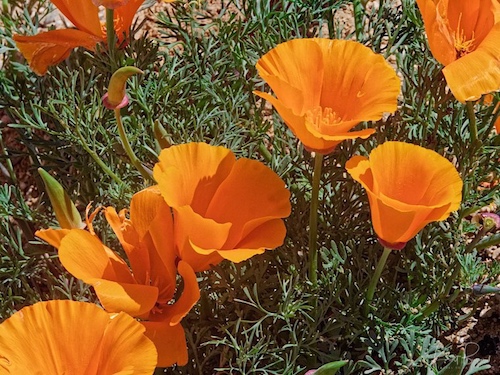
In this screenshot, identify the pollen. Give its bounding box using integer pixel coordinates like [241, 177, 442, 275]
[453, 14, 476, 58]
[305, 106, 342, 130]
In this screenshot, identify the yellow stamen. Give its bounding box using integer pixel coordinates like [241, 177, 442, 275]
[305, 106, 342, 130]
[453, 13, 475, 58]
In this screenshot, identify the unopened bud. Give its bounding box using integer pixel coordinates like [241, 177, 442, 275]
[38, 168, 83, 229]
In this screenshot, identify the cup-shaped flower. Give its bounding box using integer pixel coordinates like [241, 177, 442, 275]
[13, 0, 146, 75]
[254, 38, 400, 154]
[345, 141, 463, 249]
[36, 187, 199, 367]
[153, 142, 291, 272]
[0, 300, 157, 374]
[416, 0, 500, 102]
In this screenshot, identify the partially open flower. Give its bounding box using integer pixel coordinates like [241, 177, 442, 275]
[153, 142, 291, 272]
[13, 0, 146, 75]
[346, 141, 463, 249]
[36, 187, 199, 367]
[416, 0, 500, 102]
[0, 300, 157, 374]
[254, 38, 400, 154]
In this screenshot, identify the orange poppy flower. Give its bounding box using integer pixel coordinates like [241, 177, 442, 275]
[92, 0, 131, 8]
[13, 0, 146, 75]
[416, 0, 500, 102]
[36, 187, 199, 367]
[254, 38, 400, 154]
[345, 141, 463, 249]
[153, 142, 292, 272]
[0, 300, 157, 374]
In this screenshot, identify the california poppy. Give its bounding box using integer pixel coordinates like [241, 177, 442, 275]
[92, 0, 131, 8]
[345, 141, 463, 249]
[36, 187, 199, 367]
[254, 38, 400, 154]
[0, 300, 157, 374]
[416, 0, 500, 102]
[13, 0, 146, 75]
[153, 142, 291, 272]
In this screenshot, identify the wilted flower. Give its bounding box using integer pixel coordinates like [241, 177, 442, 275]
[13, 0, 146, 75]
[36, 187, 199, 367]
[254, 38, 400, 154]
[416, 0, 500, 102]
[0, 300, 157, 374]
[153, 142, 291, 272]
[346, 141, 463, 249]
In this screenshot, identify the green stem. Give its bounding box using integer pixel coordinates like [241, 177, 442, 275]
[75, 123, 124, 185]
[308, 153, 323, 286]
[114, 109, 152, 181]
[364, 247, 392, 316]
[106, 8, 115, 53]
[466, 101, 478, 145]
[105, 8, 117, 69]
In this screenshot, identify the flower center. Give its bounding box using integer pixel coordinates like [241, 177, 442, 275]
[453, 13, 475, 58]
[305, 106, 342, 130]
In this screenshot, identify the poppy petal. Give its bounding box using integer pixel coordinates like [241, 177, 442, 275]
[92, 279, 159, 317]
[256, 38, 324, 113]
[142, 321, 188, 367]
[165, 261, 200, 326]
[205, 158, 291, 248]
[254, 91, 340, 152]
[154, 142, 236, 214]
[315, 39, 400, 120]
[95, 308, 158, 374]
[0, 300, 157, 374]
[114, 0, 147, 40]
[415, 0, 456, 66]
[35, 228, 70, 248]
[58, 229, 134, 283]
[443, 23, 500, 102]
[13, 29, 102, 75]
[51, 0, 102, 36]
[174, 206, 228, 271]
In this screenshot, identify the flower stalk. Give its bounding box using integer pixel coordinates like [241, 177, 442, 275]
[308, 152, 323, 286]
[106, 8, 116, 57]
[114, 108, 153, 181]
[75, 122, 124, 185]
[364, 246, 391, 316]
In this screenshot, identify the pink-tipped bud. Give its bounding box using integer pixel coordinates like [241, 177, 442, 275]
[103, 66, 143, 109]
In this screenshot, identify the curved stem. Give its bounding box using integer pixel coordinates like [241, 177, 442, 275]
[114, 109, 152, 181]
[308, 153, 323, 286]
[75, 123, 124, 185]
[364, 246, 391, 316]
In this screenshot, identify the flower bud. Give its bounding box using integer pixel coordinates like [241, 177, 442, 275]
[103, 66, 143, 109]
[38, 168, 83, 229]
